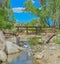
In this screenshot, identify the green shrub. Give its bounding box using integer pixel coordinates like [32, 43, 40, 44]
[28, 36, 42, 46]
[54, 35, 60, 44]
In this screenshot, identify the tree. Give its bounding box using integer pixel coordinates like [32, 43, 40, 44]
[24, 0, 60, 28]
[47, 0, 60, 29]
[0, 0, 16, 30]
[24, 0, 50, 27]
[4, 0, 16, 29]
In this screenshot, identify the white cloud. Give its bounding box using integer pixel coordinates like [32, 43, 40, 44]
[32, 0, 35, 4]
[12, 7, 25, 13]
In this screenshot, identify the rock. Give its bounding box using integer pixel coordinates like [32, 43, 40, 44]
[13, 44, 25, 50]
[0, 39, 5, 50]
[6, 36, 17, 44]
[24, 45, 28, 48]
[34, 52, 44, 59]
[0, 31, 5, 42]
[7, 53, 20, 62]
[34, 50, 46, 59]
[6, 41, 20, 54]
[28, 52, 31, 56]
[49, 46, 56, 50]
[38, 42, 41, 44]
[57, 34, 60, 36]
[0, 31, 6, 50]
[0, 50, 7, 62]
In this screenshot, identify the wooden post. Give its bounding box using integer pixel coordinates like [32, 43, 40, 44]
[26, 27, 28, 35]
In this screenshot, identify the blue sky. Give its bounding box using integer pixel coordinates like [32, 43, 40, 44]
[10, 0, 40, 23]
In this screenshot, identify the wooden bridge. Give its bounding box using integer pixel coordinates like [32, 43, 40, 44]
[3, 26, 60, 44]
[16, 26, 56, 35]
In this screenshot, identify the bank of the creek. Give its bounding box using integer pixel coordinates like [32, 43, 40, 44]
[0, 31, 60, 64]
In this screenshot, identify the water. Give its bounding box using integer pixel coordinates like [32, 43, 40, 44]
[1, 42, 33, 64]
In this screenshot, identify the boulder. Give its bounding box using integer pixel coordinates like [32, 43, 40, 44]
[34, 52, 44, 59]
[6, 41, 20, 54]
[49, 46, 56, 50]
[7, 53, 20, 62]
[6, 36, 17, 44]
[0, 39, 5, 50]
[0, 31, 5, 42]
[34, 50, 45, 59]
[0, 50, 7, 62]
[0, 31, 5, 50]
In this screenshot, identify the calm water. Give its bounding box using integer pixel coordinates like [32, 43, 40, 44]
[1, 42, 33, 64]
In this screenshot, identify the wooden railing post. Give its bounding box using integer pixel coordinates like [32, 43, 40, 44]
[26, 27, 28, 35]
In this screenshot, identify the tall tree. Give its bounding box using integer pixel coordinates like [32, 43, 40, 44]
[24, 0, 50, 27]
[0, 0, 16, 29]
[24, 0, 60, 28]
[47, 0, 60, 28]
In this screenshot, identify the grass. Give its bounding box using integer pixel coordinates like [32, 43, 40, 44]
[32, 60, 41, 64]
[54, 35, 60, 44]
[56, 29, 60, 33]
[28, 36, 42, 46]
[58, 56, 60, 58]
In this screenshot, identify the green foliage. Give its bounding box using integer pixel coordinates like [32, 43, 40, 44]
[5, 22, 13, 29]
[58, 56, 60, 58]
[25, 18, 46, 32]
[5, 0, 11, 8]
[24, 0, 40, 16]
[0, 19, 6, 29]
[24, 0, 60, 28]
[24, 0, 49, 26]
[54, 35, 60, 44]
[27, 19, 39, 26]
[56, 29, 60, 32]
[47, 0, 60, 28]
[26, 18, 46, 27]
[28, 38, 38, 45]
[0, 0, 16, 30]
[28, 37, 42, 46]
[59, 24, 60, 29]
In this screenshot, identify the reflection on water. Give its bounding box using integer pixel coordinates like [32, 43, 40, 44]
[1, 42, 33, 64]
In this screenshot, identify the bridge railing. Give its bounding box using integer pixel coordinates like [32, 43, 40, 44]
[16, 26, 56, 34]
